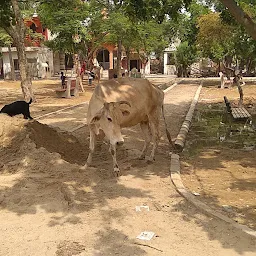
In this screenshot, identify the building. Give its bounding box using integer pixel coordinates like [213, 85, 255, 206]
[163, 39, 180, 75]
[0, 15, 64, 80]
[94, 44, 151, 78]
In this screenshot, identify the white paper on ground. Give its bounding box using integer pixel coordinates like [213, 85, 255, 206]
[135, 206, 150, 212]
[136, 231, 155, 241]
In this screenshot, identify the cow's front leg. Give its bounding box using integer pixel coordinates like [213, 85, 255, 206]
[85, 129, 96, 168]
[109, 144, 120, 177]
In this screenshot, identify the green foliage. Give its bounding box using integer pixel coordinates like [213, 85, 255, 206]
[0, 28, 12, 46]
[39, 0, 175, 59]
[196, 12, 234, 62]
[38, 0, 89, 53]
[181, 0, 210, 44]
[121, 0, 192, 23]
[175, 41, 197, 76]
[0, 0, 13, 27]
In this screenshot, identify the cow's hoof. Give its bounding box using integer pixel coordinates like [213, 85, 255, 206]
[113, 167, 121, 177]
[80, 163, 88, 170]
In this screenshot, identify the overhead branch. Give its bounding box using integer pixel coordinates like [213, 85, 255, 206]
[219, 0, 256, 40]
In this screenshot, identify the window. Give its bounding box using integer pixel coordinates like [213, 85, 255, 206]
[14, 59, 19, 70]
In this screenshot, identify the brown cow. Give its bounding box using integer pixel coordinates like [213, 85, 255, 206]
[85, 77, 173, 176]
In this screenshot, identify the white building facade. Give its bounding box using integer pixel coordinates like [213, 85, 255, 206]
[163, 39, 180, 75]
[1, 46, 57, 79]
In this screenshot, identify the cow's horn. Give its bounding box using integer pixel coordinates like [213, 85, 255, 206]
[118, 101, 131, 107]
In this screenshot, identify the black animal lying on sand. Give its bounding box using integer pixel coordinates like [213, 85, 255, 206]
[0, 98, 33, 119]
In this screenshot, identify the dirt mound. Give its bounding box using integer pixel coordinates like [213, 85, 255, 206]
[27, 120, 89, 165]
[0, 115, 90, 176]
[0, 115, 28, 173]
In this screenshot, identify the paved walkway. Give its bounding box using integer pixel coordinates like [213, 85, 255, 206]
[35, 80, 255, 256]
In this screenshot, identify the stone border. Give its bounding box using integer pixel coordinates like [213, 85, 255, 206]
[174, 82, 202, 151]
[163, 81, 180, 94]
[170, 80, 256, 238]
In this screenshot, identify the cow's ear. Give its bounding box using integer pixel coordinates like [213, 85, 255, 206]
[90, 107, 104, 124]
[90, 113, 102, 124]
[122, 110, 130, 116]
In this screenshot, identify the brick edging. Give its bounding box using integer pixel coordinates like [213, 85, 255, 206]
[174, 82, 203, 151]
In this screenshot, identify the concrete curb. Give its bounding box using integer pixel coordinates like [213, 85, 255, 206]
[170, 154, 256, 238]
[163, 79, 183, 94]
[174, 81, 202, 151]
[169, 80, 256, 238]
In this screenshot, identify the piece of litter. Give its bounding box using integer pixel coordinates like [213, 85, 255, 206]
[136, 231, 155, 241]
[222, 205, 233, 213]
[193, 192, 200, 196]
[135, 206, 150, 212]
[219, 136, 225, 142]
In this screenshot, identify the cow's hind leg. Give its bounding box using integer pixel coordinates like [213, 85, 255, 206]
[148, 109, 161, 162]
[139, 121, 151, 160]
[85, 129, 96, 167]
[109, 144, 120, 177]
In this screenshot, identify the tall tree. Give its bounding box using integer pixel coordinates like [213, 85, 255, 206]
[219, 0, 256, 40]
[0, 0, 35, 101]
[197, 12, 234, 71]
[175, 41, 197, 77]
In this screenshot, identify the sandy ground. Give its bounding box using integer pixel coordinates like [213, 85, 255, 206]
[0, 77, 255, 256]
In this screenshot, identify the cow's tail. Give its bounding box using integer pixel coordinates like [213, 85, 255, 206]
[28, 98, 33, 104]
[161, 104, 175, 149]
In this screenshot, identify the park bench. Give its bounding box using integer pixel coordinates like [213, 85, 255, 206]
[224, 96, 251, 120]
[56, 77, 79, 98]
[221, 96, 253, 138]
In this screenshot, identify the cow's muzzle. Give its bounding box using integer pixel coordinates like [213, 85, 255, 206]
[116, 141, 124, 146]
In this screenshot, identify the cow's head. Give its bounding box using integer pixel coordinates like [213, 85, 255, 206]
[90, 101, 131, 146]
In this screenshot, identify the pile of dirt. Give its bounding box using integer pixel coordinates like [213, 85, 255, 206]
[28, 120, 89, 165]
[0, 115, 89, 175]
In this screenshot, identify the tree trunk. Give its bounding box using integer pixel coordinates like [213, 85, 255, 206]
[15, 39, 34, 101]
[9, 0, 34, 102]
[219, 0, 256, 40]
[246, 58, 252, 75]
[8, 45, 16, 81]
[233, 74, 244, 106]
[116, 39, 122, 78]
[73, 53, 84, 92]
